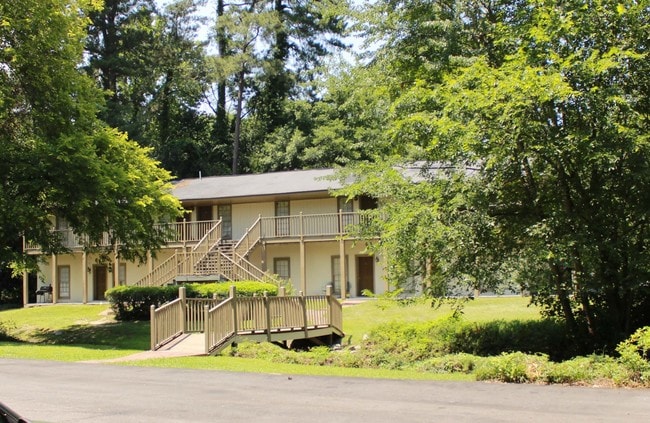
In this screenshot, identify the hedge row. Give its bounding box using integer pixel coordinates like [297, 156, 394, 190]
[106, 281, 279, 321]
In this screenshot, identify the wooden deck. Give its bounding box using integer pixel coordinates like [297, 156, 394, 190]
[150, 286, 344, 356]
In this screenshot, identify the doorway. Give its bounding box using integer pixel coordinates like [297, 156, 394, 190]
[356, 256, 374, 296]
[94, 265, 108, 301]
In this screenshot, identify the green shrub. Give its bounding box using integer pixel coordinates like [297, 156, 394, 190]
[416, 354, 482, 374]
[475, 352, 548, 383]
[361, 317, 570, 362]
[107, 281, 280, 321]
[544, 355, 631, 386]
[186, 281, 278, 298]
[106, 285, 179, 321]
[0, 320, 19, 342]
[616, 326, 650, 384]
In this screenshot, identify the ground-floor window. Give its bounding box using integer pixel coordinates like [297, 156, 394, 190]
[273, 257, 291, 280]
[331, 255, 349, 293]
[58, 265, 70, 299]
[118, 263, 126, 285]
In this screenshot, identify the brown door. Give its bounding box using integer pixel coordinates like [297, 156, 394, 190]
[357, 256, 374, 296]
[94, 265, 107, 301]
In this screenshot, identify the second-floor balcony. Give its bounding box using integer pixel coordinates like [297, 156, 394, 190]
[24, 212, 372, 254]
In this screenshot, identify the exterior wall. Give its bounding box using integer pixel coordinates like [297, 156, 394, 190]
[261, 240, 386, 297]
[34, 247, 177, 303]
[27, 191, 386, 304]
[232, 203, 274, 239]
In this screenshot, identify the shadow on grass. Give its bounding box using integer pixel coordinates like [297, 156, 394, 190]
[21, 321, 150, 350]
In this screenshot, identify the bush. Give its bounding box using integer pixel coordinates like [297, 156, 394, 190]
[475, 352, 549, 383]
[106, 285, 180, 321]
[0, 320, 19, 342]
[106, 281, 280, 321]
[186, 281, 278, 299]
[544, 355, 628, 386]
[362, 317, 570, 362]
[616, 326, 650, 384]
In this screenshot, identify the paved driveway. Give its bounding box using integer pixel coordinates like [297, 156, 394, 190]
[0, 358, 648, 422]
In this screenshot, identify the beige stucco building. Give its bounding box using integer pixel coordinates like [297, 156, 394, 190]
[24, 168, 387, 305]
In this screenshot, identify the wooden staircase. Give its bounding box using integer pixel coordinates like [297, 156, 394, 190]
[135, 221, 275, 287]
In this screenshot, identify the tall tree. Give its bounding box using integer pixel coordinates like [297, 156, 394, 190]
[85, 0, 159, 141]
[343, 0, 650, 346]
[208, 0, 349, 174]
[0, 0, 181, 267]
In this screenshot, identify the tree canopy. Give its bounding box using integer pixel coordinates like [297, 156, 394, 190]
[0, 0, 181, 266]
[337, 0, 650, 345]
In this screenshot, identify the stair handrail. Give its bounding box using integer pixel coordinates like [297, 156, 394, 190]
[134, 251, 183, 286]
[192, 219, 222, 255]
[233, 215, 261, 259]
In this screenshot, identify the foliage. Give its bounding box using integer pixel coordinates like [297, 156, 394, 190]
[106, 285, 180, 321]
[0, 0, 182, 268]
[474, 352, 549, 383]
[185, 281, 279, 298]
[342, 0, 650, 347]
[616, 326, 650, 382]
[106, 281, 279, 320]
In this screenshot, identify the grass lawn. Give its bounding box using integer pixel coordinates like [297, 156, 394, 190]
[0, 297, 541, 380]
[343, 296, 540, 342]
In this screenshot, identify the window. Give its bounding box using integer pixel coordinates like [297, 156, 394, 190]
[196, 205, 213, 221]
[273, 258, 291, 280]
[337, 197, 355, 231]
[359, 195, 378, 210]
[118, 263, 127, 286]
[55, 217, 70, 230]
[218, 204, 232, 240]
[331, 255, 349, 294]
[58, 265, 70, 299]
[275, 201, 290, 236]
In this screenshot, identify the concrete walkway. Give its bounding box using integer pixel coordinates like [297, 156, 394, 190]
[86, 333, 207, 363]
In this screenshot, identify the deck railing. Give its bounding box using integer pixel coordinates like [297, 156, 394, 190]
[24, 220, 222, 252]
[204, 285, 343, 355]
[150, 290, 224, 349]
[259, 212, 360, 240]
[150, 297, 184, 350]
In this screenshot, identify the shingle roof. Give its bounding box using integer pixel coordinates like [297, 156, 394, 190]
[172, 168, 340, 201]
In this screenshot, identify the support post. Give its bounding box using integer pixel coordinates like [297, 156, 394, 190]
[300, 239, 306, 294]
[112, 246, 119, 289]
[339, 238, 346, 300]
[51, 254, 58, 304]
[179, 286, 187, 333]
[230, 285, 238, 334]
[82, 251, 88, 304]
[150, 305, 156, 351]
[326, 285, 333, 327]
[22, 271, 28, 306]
[264, 292, 271, 342]
[301, 292, 309, 339]
[204, 305, 210, 355]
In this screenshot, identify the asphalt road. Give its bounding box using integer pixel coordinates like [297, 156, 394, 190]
[0, 358, 648, 422]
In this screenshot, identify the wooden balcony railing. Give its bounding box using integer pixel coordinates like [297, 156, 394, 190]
[24, 220, 221, 252]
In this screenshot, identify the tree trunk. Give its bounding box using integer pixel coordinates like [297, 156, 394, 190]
[232, 67, 245, 175]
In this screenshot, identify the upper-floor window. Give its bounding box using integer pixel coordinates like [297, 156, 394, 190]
[359, 195, 378, 210]
[196, 205, 213, 221]
[275, 201, 290, 236]
[218, 204, 232, 240]
[337, 197, 355, 230]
